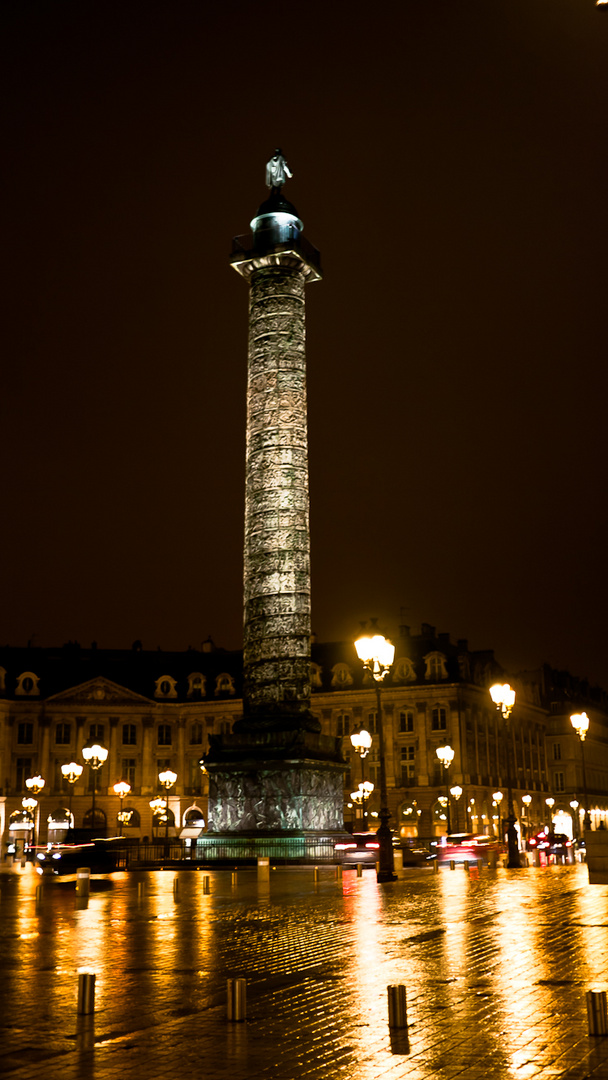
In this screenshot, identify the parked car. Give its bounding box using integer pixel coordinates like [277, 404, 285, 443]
[335, 833, 380, 866]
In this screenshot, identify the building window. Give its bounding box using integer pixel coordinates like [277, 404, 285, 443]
[424, 652, 448, 682]
[122, 724, 137, 746]
[89, 723, 105, 742]
[121, 759, 136, 787]
[187, 673, 206, 698]
[431, 707, 447, 731]
[157, 758, 172, 773]
[367, 711, 378, 735]
[310, 663, 323, 689]
[336, 713, 350, 737]
[190, 723, 203, 745]
[219, 720, 231, 735]
[154, 675, 177, 699]
[16, 757, 32, 790]
[189, 758, 203, 793]
[331, 664, 353, 689]
[215, 673, 235, 697]
[394, 658, 416, 684]
[401, 745, 415, 784]
[399, 710, 414, 733]
[158, 724, 172, 746]
[17, 722, 34, 745]
[553, 743, 561, 761]
[554, 771, 565, 792]
[55, 723, 71, 745]
[16, 671, 40, 696]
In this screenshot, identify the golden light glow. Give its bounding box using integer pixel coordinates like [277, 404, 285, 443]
[113, 781, 131, 799]
[61, 761, 83, 783]
[490, 682, 516, 716]
[82, 743, 108, 767]
[158, 769, 177, 789]
[436, 745, 454, 768]
[350, 729, 372, 754]
[571, 712, 589, 741]
[354, 631, 395, 679]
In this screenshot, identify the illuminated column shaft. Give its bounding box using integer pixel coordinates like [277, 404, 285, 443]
[244, 261, 311, 724]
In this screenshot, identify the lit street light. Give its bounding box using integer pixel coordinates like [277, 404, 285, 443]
[350, 781, 374, 828]
[570, 799, 580, 840]
[113, 781, 132, 837]
[25, 775, 45, 852]
[436, 745, 454, 833]
[570, 712, 591, 830]
[545, 796, 555, 830]
[82, 742, 108, 833]
[522, 793, 532, 842]
[493, 790, 503, 840]
[450, 785, 462, 831]
[158, 769, 177, 843]
[354, 625, 396, 882]
[350, 729, 372, 828]
[21, 796, 37, 853]
[489, 683, 520, 868]
[61, 761, 83, 834]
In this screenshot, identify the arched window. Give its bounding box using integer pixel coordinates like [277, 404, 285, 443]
[424, 652, 448, 682]
[16, 671, 40, 696]
[310, 663, 323, 689]
[215, 673, 235, 697]
[187, 673, 206, 698]
[154, 675, 177, 699]
[82, 807, 107, 828]
[331, 663, 353, 689]
[393, 658, 416, 684]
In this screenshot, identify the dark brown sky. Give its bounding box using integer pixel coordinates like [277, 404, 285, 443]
[2, 1, 607, 686]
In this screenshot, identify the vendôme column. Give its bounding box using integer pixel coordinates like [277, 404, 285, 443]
[203, 152, 346, 852]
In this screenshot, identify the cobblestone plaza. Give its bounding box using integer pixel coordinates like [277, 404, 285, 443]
[2, 862, 608, 1079]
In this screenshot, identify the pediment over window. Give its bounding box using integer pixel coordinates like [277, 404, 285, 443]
[46, 677, 153, 706]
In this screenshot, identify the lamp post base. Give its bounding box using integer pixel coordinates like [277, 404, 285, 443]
[506, 816, 521, 869]
[376, 810, 397, 883]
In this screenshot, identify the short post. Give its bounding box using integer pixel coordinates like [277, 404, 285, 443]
[387, 985, 407, 1029]
[587, 990, 608, 1036]
[35, 884, 43, 906]
[433, 859, 439, 873]
[76, 868, 90, 896]
[138, 881, 145, 899]
[393, 848, 403, 872]
[335, 863, 343, 881]
[202, 875, 210, 894]
[463, 860, 470, 872]
[313, 866, 319, 882]
[173, 878, 179, 898]
[227, 978, 247, 1022]
[257, 856, 270, 880]
[231, 870, 238, 886]
[356, 863, 363, 878]
[449, 859, 455, 871]
[77, 971, 96, 1015]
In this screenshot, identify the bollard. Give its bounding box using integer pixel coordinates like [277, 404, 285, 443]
[335, 863, 343, 881]
[489, 851, 498, 869]
[138, 881, 145, 898]
[387, 985, 407, 1029]
[35, 884, 43, 906]
[356, 863, 363, 878]
[202, 875, 210, 894]
[313, 866, 319, 882]
[463, 860, 470, 872]
[76, 868, 90, 896]
[232, 871, 238, 885]
[257, 857, 270, 879]
[77, 971, 96, 1015]
[393, 849, 403, 872]
[449, 860, 456, 871]
[227, 978, 247, 1021]
[587, 990, 608, 1036]
[433, 859, 439, 873]
[173, 878, 179, 898]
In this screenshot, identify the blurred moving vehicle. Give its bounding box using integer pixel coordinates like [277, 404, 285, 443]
[527, 831, 573, 856]
[335, 833, 380, 866]
[433, 832, 502, 865]
[35, 838, 128, 875]
[394, 838, 436, 865]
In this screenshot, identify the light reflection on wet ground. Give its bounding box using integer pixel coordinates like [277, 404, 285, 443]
[1, 862, 608, 1079]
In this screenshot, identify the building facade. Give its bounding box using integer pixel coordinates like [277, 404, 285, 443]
[1, 627, 607, 854]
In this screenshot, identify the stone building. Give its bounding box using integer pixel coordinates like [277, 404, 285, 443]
[1, 627, 607, 854]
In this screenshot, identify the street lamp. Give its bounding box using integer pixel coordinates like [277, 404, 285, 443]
[61, 761, 83, 833]
[82, 742, 108, 833]
[22, 797, 37, 853]
[149, 797, 166, 839]
[493, 791, 503, 840]
[354, 626, 396, 882]
[570, 712, 591, 830]
[489, 682, 520, 868]
[113, 781, 131, 837]
[436, 745, 454, 834]
[350, 729, 372, 827]
[570, 800, 580, 840]
[25, 776, 45, 851]
[350, 781, 374, 828]
[450, 785, 462, 831]
[522, 794, 532, 842]
[545, 796, 555, 829]
[158, 769, 177, 842]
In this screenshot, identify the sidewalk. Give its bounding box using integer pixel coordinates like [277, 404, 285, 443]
[1, 862, 608, 1079]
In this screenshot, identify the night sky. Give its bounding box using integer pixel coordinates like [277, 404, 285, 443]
[3, 1, 607, 687]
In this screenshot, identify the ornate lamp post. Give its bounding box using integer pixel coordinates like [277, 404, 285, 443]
[545, 796, 555, 829]
[450, 785, 462, 831]
[570, 712, 591, 829]
[436, 745, 454, 833]
[22, 797, 37, 853]
[493, 790, 503, 839]
[354, 627, 396, 882]
[489, 683, 520, 868]
[82, 742, 108, 832]
[61, 761, 83, 832]
[158, 769, 177, 842]
[113, 781, 131, 837]
[149, 797, 165, 840]
[350, 781, 375, 829]
[350, 729, 372, 828]
[522, 794, 532, 843]
[25, 775, 45, 851]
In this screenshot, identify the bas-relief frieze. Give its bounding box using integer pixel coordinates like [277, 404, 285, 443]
[208, 767, 344, 832]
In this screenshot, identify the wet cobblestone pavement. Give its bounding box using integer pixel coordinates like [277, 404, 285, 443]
[1, 862, 608, 1079]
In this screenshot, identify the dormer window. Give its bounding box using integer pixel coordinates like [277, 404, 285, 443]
[215, 673, 235, 697]
[393, 657, 416, 684]
[310, 663, 323, 689]
[154, 676, 177, 699]
[16, 672, 40, 696]
[423, 652, 448, 682]
[187, 673, 206, 699]
[331, 663, 353, 689]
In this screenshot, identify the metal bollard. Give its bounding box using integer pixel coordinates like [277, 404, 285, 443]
[356, 863, 363, 878]
[76, 868, 90, 896]
[335, 864, 343, 881]
[77, 971, 96, 1015]
[202, 875, 210, 893]
[313, 866, 319, 882]
[449, 860, 456, 871]
[138, 881, 145, 899]
[257, 857, 270, 878]
[227, 978, 246, 1022]
[587, 991, 608, 1036]
[387, 985, 407, 1029]
[463, 860, 470, 872]
[173, 878, 179, 898]
[231, 870, 238, 885]
[433, 859, 439, 873]
[35, 884, 43, 906]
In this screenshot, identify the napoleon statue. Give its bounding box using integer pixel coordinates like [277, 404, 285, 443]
[266, 148, 293, 190]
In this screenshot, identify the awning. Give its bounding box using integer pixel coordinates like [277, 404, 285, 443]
[180, 827, 203, 839]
